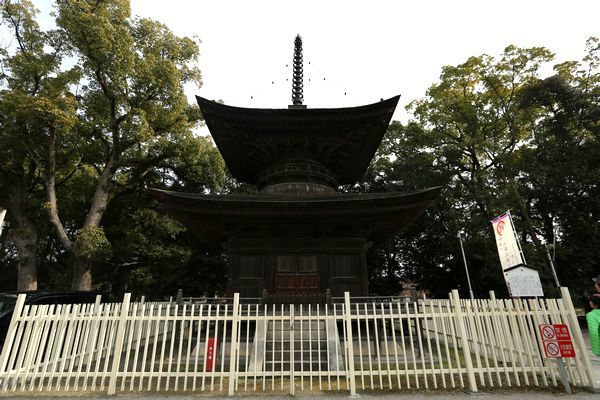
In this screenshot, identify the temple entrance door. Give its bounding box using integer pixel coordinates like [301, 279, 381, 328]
[273, 255, 321, 303]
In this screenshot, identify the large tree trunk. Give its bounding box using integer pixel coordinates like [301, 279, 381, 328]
[14, 232, 38, 291]
[68, 152, 118, 290]
[71, 251, 92, 291]
[8, 183, 38, 291]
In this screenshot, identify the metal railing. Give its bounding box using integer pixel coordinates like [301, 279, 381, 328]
[0, 288, 596, 395]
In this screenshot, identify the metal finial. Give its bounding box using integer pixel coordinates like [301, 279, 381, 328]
[291, 34, 304, 106]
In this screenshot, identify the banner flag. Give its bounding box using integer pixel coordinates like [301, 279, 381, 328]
[491, 211, 525, 271]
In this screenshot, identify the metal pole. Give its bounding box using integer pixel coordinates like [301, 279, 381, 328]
[556, 358, 572, 394]
[545, 246, 561, 288]
[457, 232, 475, 299]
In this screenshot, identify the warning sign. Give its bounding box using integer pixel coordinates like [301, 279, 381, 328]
[541, 325, 555, 340]
[558, 341, 576, 358]
[544, 341, 560, 357]
[538, 324, 575, 358]
[553, 325, 571, 341]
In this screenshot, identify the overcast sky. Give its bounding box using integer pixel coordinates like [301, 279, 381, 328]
[32, 0, 600, 123]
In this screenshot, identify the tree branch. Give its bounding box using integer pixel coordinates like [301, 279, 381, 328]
[44, 125, 74, 252]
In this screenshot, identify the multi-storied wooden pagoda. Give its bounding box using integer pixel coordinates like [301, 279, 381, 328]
[152, 36, 441, 303]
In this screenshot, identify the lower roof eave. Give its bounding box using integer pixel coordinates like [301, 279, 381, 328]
[150, 187, 442, 247]
[150, 186, 442, 219]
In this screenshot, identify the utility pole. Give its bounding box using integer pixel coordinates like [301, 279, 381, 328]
[457, 232, 474, 299]
[545, 245, 561, 288]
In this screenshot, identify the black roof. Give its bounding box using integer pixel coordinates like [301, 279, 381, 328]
[151, 186, 441, 246]
[197, 96, 400, 185]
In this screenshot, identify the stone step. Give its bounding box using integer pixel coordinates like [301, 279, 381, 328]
[263, 362, 331, 371]
[267, 321, 326, 329]
[266, 331, 329, 339]
[248, 317, 344, 373]
[265, 346, 331, 353]
[266, 342, 329, 352]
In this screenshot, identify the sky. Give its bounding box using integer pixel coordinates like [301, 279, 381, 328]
[30, 0, 600, 124]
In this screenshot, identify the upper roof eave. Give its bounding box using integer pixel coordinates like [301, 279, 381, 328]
[196, 95, 401, 119]
[196, 95, 401, 185]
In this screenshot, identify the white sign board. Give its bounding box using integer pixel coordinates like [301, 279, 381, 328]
[491, 212, 525, 271]
[505, 266, 544, 297]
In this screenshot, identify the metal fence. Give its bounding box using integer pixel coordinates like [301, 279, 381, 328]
[0, 288, 596, 396]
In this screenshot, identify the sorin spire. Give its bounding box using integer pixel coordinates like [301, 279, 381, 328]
[290, 34, 305, 108]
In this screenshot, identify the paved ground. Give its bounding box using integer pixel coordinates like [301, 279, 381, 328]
[581, 328, 600, 387]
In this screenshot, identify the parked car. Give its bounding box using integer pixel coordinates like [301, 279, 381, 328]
[0, 291, 99, 348]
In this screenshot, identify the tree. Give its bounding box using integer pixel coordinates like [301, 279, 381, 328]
[360, 41, 600, 298]
[359, 121, 507, 297]
[0, 0, 227, 294]
[406, 45, 560, 288]
[0, 0, 77, 290]
[516, 38, 600, 294]
[35, 0, 204, 290]
[93, 135, 227, 299]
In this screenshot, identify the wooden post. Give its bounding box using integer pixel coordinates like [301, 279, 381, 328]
[560, 287, 597, 389]
[450, 289, 477, 392]
[344, 292, 357, 396]
[107, 293, 131, 395]
[228, 293, 240, 396]
[289, 304, 295, 396]
[0, 293, 26, 390]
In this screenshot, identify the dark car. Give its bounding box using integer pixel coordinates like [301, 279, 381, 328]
[0, 291, 99, 347]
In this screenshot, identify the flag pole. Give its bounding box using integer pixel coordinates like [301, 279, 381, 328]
[457, 232, 474, 299]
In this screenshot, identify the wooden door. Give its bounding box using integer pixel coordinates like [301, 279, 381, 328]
[273, 255, 321, 303]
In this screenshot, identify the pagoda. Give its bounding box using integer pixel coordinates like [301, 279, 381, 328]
[152, 36, 441, 303]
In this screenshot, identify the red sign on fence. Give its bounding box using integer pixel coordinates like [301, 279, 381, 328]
[538, 324, 575, 358]
[205, 338, 217, 371]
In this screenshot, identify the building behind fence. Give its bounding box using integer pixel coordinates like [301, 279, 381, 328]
[0, 288, 596, 396]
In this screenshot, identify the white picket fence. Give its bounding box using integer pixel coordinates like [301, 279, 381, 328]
[0, 288, 596, 395]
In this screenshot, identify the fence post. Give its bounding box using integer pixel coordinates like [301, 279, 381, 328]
[343, 292, 357, 397]
[560, 287, 598, 389]
[289, 304, 295, 396]
[228, 293, 240, 396]
[0, 293, 26, 390]
[107, 293, 131, 395]
[450, 289, 477, 393]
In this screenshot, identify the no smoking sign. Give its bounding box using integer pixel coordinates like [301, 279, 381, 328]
[538, 324, 575, 358]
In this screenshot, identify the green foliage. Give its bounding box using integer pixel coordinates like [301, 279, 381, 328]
[92, 191, 227, 300]
[362, 41, 600, 301]
[75, 226, 111, 259]
[0, 0, 227, 293]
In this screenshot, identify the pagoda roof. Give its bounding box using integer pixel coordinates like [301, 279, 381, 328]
[151, 186, 441, 246]
[197, 95, 400, 185]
